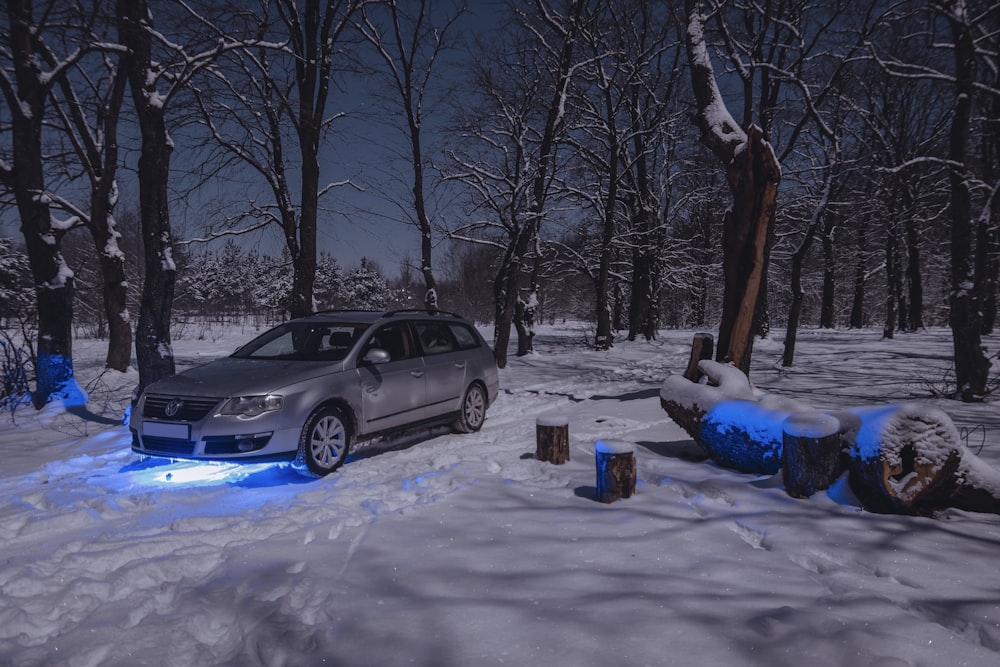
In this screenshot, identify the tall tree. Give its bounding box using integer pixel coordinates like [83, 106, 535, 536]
[937, 0, 992, 399]
[43, 4, 132, 372]
[117, 0, 247, 393]
[190, 0, 362, 320]
[358, 0, 464, 313]
[683, 0, 780, 375]
[448, 0, 585, 367]
[0, 0, 89, 406]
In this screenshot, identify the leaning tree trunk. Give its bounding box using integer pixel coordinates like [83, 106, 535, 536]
[716, 125, 780, 375]
[684, 0, 779, 377]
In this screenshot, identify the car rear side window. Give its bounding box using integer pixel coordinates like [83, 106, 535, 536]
[415, 321, 457, 356]
[448, 323, 481, 350]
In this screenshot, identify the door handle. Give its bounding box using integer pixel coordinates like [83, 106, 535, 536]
[410, 370, 425, 378]
[454, 362, 467, 369]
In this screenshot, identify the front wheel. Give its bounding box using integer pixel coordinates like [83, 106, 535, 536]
[453, 383, 487, 433]
[296, 405, 351, 476]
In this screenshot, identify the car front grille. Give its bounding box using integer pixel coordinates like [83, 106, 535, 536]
[139, 436, 197, 457]
[142, 395, 221, 421]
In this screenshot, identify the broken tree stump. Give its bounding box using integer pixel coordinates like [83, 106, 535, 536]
[782, 412, 843, 498]
[683, 333, 715, 382]
[595, 440, 636, 503]
[839, 404, 963, 514]
[536, 415, 570, 464]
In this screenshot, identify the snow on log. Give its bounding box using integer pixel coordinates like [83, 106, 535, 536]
[782, 412, 843, 498]
[837, 404, 999, 514]
[662, 359, 1000, 514]
[661, 360, 805, 474]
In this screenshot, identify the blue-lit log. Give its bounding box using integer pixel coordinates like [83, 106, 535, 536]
[596, 440, 636, 503]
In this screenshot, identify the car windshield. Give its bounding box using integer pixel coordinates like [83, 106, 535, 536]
[231, 322, 366, 361]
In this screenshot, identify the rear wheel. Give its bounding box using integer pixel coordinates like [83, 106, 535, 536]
[453, 383, 487, 433]
[297, 405, 351, 476]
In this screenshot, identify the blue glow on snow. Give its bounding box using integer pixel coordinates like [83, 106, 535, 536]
[37, 353, 87, 407]
[117, 458, 312, 488]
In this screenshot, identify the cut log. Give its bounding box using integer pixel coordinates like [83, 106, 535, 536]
[683, 333, 715, 382]
[662, 361, 1000, 515]
[839, 404, 962, 514]
[596, 440, 636, 503]
[536, 415, 570, 464]
[782, 412, 843, 498]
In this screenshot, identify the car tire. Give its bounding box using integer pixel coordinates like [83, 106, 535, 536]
[453, 383, 487, 433]
[296, 405, 351, 476]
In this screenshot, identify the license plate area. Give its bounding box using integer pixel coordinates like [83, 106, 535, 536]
[143, 421, 191, 440]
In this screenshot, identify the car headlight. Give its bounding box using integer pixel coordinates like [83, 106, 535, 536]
[218, 395, 284, 418]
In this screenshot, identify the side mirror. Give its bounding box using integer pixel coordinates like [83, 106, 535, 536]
[363, 348, 391, 365]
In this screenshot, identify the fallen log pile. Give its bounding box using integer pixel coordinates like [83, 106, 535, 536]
[661, 356, 1000, 515]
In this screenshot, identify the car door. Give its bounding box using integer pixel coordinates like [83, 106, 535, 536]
[356, 322, 426, 433]
[413, 320, 467, 418]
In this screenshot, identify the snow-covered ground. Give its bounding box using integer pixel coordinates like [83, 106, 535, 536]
[1, 323, 999, 667]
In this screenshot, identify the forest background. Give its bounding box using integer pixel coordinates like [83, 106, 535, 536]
[1, 0, 998, 408]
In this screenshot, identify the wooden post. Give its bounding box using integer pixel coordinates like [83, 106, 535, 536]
[536, 415, 570, 464]
[683, 333, 715, 382]
[782, 412, 843, 498]
[596, 440, 636, 503]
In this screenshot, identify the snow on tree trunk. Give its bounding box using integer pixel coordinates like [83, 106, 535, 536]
[5, 0, 79, 407]
[118, 0, 176, 393]
[684, 1, 779, 376]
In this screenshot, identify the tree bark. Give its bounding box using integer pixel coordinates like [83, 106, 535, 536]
[942, 1, 990, 401]
[849, 222, 867, 328]
[782, 412, 843, 499]
[716, 125, 780, 375]
[4, 0, 78, 406]
[820, 212, 836, 329]
[684, 1, 779, 377]
[536, 416, 570, 464]
[117, 0, 176, 394]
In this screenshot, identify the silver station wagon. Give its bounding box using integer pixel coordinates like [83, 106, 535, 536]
[130, 310, 500, 475]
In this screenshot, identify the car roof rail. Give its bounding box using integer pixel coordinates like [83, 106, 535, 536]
[312, 309, 383, 315]
[383, 308, 463, 319]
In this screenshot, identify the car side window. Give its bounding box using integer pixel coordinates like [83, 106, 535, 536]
[415, 321, 457, 356]
[362, 323, 415, 362]
[448, 323, 480, 350]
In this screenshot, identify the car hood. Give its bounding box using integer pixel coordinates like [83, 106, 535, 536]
[144, 357, 349, 398]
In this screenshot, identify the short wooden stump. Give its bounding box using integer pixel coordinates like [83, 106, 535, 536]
[536, 415, 570, 464]
[595, 439, 636, 503]
[782, 412, 843, 498]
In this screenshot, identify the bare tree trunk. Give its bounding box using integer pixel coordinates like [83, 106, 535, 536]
[3, 0, 77, 406]
[820, 212, 836, 329]
[850, 222, 867, 328]
[904, 214, 924, 331]
[942, 1, 990, 401]
[118, 0, 176, 393]
[883, 229, 898, 340]
[717, 125, 780, 375]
